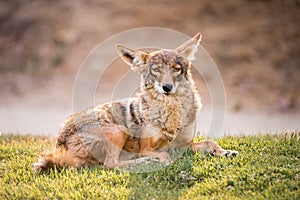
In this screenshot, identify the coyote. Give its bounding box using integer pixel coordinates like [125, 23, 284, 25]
[33, 33, 238, 171]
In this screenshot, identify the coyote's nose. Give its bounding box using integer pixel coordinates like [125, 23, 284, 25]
[162, 83, 173, 93]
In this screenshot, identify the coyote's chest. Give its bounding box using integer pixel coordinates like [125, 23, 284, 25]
[138, 84, 200, 147]
[142, 95, 181, 139]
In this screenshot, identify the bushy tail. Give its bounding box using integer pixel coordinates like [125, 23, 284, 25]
[33, 149, 65, 172]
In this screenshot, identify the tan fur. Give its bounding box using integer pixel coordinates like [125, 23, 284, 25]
[33, 33, 238, 171]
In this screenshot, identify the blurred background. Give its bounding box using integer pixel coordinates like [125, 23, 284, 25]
[0, 0, 299, 136]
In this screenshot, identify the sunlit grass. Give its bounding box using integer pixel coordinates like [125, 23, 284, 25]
[0, 132, 299, 199]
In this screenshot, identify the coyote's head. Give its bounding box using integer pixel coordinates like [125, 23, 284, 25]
[116, 33, 202, 95]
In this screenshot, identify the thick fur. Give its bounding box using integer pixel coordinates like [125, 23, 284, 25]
[33, 33, 238, 171]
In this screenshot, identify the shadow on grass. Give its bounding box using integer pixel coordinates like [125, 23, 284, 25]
[124, 149, 200, 199]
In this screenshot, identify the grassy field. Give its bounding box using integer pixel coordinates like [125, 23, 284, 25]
[0, 132, 299, 200]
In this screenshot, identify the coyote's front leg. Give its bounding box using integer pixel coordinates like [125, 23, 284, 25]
[139, 136, 173, 164]
[190, 140, 238, 157]
[140, 151, 173, 164]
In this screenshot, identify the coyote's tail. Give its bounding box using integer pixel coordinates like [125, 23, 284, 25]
[33, 149, 66, 172]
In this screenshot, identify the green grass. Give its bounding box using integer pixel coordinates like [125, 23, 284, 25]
[0, 132, 299, 200]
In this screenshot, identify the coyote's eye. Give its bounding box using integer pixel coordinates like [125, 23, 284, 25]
[172, 67, 181, 73]
[151, 67, 160, 73]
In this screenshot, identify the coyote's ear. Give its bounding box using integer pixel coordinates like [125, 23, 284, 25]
[116, 45, 149, 74]
[175, 32, 202, 62]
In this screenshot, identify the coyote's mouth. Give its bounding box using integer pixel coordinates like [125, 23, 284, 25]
[163, 92, 172, 96]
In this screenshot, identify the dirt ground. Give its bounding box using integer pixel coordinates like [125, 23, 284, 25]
[0, 0, 299, 135]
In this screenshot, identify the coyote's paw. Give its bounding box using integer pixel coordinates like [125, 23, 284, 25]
[191, 140, 239, 158]
[156, 152, 173, 164]
[226, 150, 239, 157]
[213, 149, 239, 157]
